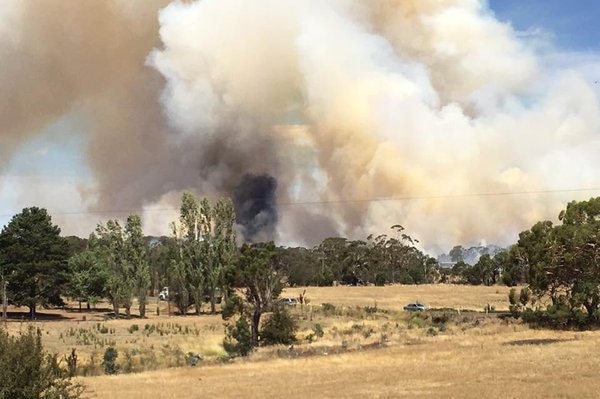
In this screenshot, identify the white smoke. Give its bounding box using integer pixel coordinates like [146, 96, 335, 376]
[2, 0, 599, 253]
[148, 0, 600, 252]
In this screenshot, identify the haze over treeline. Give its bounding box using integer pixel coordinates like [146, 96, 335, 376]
[1, 0, 600, 253]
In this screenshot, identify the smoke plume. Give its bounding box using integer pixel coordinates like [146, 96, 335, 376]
[233, 174, 278, 242]
[2, 1, 600, 252]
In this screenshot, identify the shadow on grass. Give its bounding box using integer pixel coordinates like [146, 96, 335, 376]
[2, 311, 74, 321]
[504, 338, 572, 346]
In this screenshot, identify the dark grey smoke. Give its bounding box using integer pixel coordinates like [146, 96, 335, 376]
[233, 174, 278, 242]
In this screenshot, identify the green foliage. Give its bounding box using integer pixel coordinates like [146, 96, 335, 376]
[260, 306, 298, 346]
[505, 197, 600, 328]
[519, 287, 531, 306]
[408, 313, 427, 329]
[223, 315, 253, 357]
[67, 248, 107, 310]
[125, 214, 151, 318]
[93, 220, 133, 318]
[274, 226, 438, 287]
[508, 288, 521, 317]
[0, 326, 83, 398]
[236, 242, 283, 347]
[102, 347, 119, 375]
[508, 288, 518, 306]
[275, 247, 321, 286]
[221, 294, 245, 320]
[0, 207, 70, 318]
[170, 193, 236, 316]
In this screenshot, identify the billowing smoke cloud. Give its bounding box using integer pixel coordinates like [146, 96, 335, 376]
[233, 174, 278, 242]
[2, 0, 600, 252]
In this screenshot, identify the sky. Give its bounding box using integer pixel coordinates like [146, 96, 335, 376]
[488, 0, 600, 52]
[0, 0, 600, 252]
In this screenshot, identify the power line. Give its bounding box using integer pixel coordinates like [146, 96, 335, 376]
[1, 187, 600, 218]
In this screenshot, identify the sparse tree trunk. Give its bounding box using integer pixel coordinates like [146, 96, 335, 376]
[139, 293, 146, 318]
[251, 307, 262, 347]
[209, 281, 218, 314]
[113, 299, 119, 319]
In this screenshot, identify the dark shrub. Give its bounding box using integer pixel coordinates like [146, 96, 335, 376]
[261, 306, 298, 346]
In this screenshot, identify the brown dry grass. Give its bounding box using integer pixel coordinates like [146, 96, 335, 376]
[283, 284, 513, 311]
[2, 299, 227, 374]
[83, 325, 600, 398]
[5, 285, 598, 398]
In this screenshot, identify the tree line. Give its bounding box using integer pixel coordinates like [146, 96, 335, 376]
[3, 195, 600, 330]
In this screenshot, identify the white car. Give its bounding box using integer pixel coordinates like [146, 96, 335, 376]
[278, 297, 298, 306]
[158, 287, 169, 301]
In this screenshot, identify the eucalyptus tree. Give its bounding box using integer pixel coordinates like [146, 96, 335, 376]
[511, 197, 600, 325]
[235, 242, 283, 346]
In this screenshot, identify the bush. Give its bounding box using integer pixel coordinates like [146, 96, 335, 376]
[519, 287, 531, 306]
[102, 347, 119, 375]
[185, 352, 202, 366]
[0, 326, 84, 398]
[408, 313, 428, 328]
[260, 306, 298, 346]
[321, 303, 336, 315]
[128, 324, 139, 334]
[223, 315, 253, 357]
[364, 306, 378, 314]
[521, 302, 590, 330]
[313, 323, 324, 338]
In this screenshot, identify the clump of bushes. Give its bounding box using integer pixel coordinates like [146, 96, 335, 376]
[0, 326, 84, 398]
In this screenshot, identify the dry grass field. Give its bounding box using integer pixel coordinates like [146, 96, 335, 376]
[283, 284, 513, 311]
[84, 327, 600, 398]
[4, 284, 600, 398]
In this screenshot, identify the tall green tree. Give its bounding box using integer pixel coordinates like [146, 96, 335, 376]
[204, 198, 237, 314]
[125, 215, 150, 318]
[0, 207, 70, 319]
[94, 220, 134, 318]
[178, 193, 205, 315]
[173, 193, 237, 315]
[66, 244, 107, 311]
